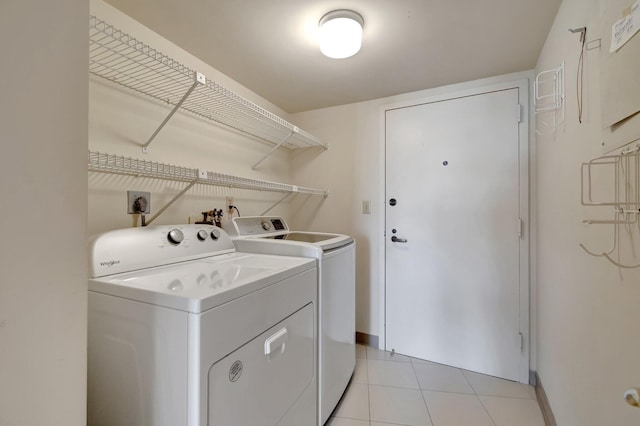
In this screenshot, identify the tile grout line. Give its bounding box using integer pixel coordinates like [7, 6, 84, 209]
[418, 389, 484, 397]
[365, 355, 372, 425]
[461, 369, 478, 394]
[410, 357, 436, 426]
[460, 368, 498, 426]
[363, 344, 372, 425]
[461, 369, 538, 400]
[368, 383, 422, 391]
[477, 395, 500, 426]
[366, 346, 431, 425]
[475, 394, 539, 401]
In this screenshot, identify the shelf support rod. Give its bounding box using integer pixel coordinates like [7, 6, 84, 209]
[144, 177, 199, 226]
[142, 72, 206, 153]
[252, 131, 295, 170]
[261, 192, 296, 216]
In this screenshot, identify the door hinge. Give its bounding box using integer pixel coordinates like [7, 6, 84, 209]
[516, 104, 523, 123]
[517, 218, 523, 238]
[519, 332, 524, 352]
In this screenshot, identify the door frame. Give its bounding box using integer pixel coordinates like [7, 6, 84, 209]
[378, 77, 531, 384]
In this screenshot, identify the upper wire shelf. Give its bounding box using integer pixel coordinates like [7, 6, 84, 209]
[88, 151, 328, 196]
[89, 16, 327, 160]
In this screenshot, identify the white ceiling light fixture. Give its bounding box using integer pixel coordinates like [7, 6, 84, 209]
[318, 10, 364, 59]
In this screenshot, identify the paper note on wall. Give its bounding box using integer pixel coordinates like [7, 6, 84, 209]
[610, 0, 640, 51]
[601, 0, 640, 137]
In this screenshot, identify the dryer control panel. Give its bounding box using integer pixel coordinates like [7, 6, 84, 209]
[89, 224, 235, 278]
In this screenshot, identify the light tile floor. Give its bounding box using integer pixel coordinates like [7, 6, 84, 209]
[326, 345, 545, 426]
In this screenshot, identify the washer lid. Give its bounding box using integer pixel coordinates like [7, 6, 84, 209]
[226, 216, 353, 254]
[89, 252, 315, 313]
[268, 232, 341, 243]
[233, 232, 353, 257]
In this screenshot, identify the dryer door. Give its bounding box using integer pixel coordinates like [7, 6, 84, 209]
[208, 303, 315, 425]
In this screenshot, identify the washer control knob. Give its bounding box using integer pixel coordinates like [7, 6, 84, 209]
[167, 229, 184, 244]
[197, 230, 208, 241]
[261, 221, 271, 231]
[210, 229, 220, 240]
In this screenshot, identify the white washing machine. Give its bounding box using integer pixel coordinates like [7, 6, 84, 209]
[87, 224, 317, 426]
[224, 216, 355, 425]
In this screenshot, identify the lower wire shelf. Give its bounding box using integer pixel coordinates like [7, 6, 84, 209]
[89, 151, 328, 195]
[88, 150, 328, 224]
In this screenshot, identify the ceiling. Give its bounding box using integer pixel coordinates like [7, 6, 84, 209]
[104, 0, 562, 113]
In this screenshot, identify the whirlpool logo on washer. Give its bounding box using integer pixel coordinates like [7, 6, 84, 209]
[99, 260, 121, 267]
[229, 360, 243, 382]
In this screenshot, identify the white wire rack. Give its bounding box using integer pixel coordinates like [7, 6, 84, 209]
[579, 142, 640, 268]
[89, 151, 328, 196]
[534, 62, 565, 135]
[535, 62, 564, 113]
[89, 16, 327, 164]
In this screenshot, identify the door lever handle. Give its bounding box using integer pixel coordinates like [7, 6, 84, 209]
[391, 236, 408, 243]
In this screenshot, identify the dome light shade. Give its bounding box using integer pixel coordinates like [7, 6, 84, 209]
[318, 10, 364, 59]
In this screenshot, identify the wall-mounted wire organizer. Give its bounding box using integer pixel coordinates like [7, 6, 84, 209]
[89, 16, 327, 169]
[89, 151, 328, 225]
[534, 62, 565, 135]
[580, 142, 640, 268]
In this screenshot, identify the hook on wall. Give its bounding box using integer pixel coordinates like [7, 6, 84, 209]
[569, 27, 587, 42]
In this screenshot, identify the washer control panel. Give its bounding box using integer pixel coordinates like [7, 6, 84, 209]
[227, 216, 289, 237]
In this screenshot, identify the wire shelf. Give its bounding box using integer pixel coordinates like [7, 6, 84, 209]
[89, 16, 326, 152]
[88, 151, 329, 196]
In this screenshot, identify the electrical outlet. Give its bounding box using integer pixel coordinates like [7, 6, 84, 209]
[127, 191, 151, 214]
[226, 196, 234, 211]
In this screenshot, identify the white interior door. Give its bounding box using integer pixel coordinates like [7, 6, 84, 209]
[385, 88, 525, 382]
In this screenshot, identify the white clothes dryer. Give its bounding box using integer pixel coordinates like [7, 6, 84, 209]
[87, 224, 317, 426]
[224, 216, 355, 425]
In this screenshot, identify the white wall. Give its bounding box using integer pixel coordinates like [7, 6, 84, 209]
[0, 1, 88, 425]
[88, 0, 303, 237]
[535, 0, 640, 424]
[290, 71, 534, 340]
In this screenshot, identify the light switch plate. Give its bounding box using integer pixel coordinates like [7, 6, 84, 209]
[362, 200, 371, 214]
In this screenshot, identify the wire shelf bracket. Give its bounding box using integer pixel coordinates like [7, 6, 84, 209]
[252, 130, 295, 170]
[261, 192, 296, 216]
[89, 16, 327, 163]
[88, 151, 328, 225]
[142, 72, 206, 153]
[145, 178, 199, 226]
